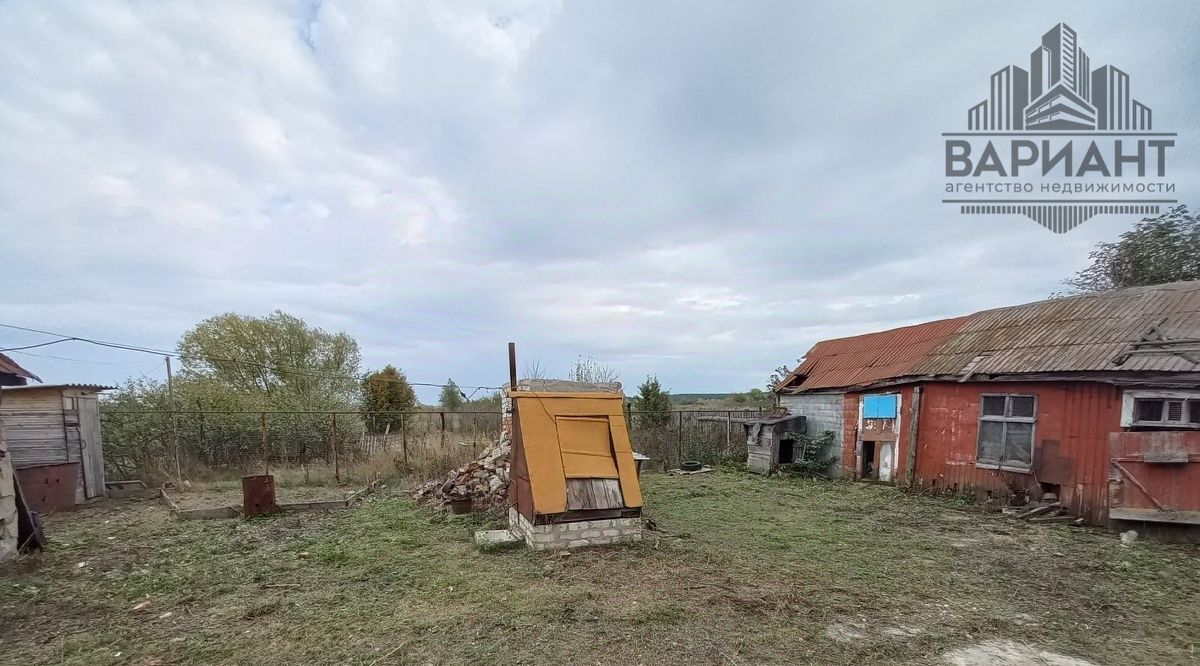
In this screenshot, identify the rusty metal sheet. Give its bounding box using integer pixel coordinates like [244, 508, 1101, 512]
[1109, 431, 1200, 524]
[779, 316, 972, 392]
[916, 280, 1200, 377]
[16, 463, 78, 513]
[241, 475, 278, 517]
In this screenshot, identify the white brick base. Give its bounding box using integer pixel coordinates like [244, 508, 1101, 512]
[508, 507, 643, 550]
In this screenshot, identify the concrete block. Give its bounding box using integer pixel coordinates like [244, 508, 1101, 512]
[473, 529, 521, 551]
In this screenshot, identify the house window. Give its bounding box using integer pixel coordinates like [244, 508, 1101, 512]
[977, 394, 1036, 472]
[1129, 395, 1200, 429]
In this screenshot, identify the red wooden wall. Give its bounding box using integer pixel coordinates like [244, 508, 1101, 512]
[839, 381, 1124, 523]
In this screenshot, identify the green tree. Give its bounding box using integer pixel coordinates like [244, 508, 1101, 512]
[362, 365, 417, 433]
[746, 388, 774, 408]
[1067, 204, 1200, 293]
[632, 375, 672, 428]
[768, 364, 794, 391]
[177, 310, 361, 407]
[439, 379, 465, 412]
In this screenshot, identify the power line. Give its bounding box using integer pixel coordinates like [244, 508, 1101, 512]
[0, 339, 76, 352]
[0, 322, 504, 391]
[6, 349, 159, 366]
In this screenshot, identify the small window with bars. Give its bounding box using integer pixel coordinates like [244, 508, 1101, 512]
[977, 394, 1037, 472]
[1131, 397, 1200, 428]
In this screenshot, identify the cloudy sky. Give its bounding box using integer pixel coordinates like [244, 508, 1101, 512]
[2, 1, 1198, 401]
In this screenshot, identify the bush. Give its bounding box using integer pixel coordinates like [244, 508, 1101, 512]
[779, 430, 838, 477]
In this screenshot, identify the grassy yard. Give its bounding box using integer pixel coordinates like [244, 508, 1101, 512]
[2, 471, 1198, 665]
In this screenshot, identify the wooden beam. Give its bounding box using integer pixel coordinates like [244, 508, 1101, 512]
[904, 386, 921, 487]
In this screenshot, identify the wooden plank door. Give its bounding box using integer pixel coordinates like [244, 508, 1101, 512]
[76, 397, 105, 498]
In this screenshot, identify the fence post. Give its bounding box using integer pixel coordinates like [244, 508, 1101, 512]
[440, 411, 447, 449]
[723, 413, 730, 460]
[261, 412, 269, 475]
[401, 413, 408, 466]
[677, 411, 683, 467]
[331, 412, 340, 482]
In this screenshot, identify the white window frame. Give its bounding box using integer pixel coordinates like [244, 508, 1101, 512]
[975, 393, 1037, 473]
[1120, 390, 1200, 429]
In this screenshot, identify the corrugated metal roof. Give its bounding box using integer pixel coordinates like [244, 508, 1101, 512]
[0, 383, 114, 393]
[779, 280, 1200, 394]
[778, 316, 972, 392]
[0, 352, 40, 386]
[914, 280, 1200, 376]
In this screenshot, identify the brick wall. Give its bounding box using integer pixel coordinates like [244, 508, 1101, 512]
[508, 508, 643, 550]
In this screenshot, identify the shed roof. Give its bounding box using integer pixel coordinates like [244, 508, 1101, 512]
[913, 280, 1200, 377]
[0, 353, 40, 386]
[778, 280, 1200, 393]
[777, 316, 972, 392]
[0, 383, 114, 393]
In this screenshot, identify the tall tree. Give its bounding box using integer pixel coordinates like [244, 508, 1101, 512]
[438, 379, 465, 412]
[1066, 205, 1200, 293]
[177, 310, 361, 407]
[632, 375, 672, 428]
[362, 365, 417, 433]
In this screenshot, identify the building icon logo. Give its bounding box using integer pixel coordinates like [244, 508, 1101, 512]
[943, 23, 1177, 233]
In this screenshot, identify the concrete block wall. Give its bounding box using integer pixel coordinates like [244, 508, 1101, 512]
[508, 508, 643, 550]
[778, 392, 845, 478]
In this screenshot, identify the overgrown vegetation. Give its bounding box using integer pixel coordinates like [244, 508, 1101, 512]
[779, 430, 838, 476]
[1066, 204, 1200, 292]
[3, 472, 1197, 665]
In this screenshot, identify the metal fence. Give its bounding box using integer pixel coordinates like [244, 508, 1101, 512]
[99, 407, 765, 480]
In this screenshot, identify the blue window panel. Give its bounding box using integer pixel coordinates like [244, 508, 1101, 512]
[863, 394, 898, 419]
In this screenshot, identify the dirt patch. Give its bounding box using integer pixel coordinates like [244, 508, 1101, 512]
[943, 640, 1100, 665]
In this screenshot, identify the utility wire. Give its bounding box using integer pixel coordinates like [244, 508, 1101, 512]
[0, 339, 77, 352]
[0, 322, 504, 391]
[6, 349, 160, 365]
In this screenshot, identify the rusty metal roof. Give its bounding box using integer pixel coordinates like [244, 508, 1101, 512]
[778, 316, 972, 392]
[779, 280, 1200, 393]
[914, 280, 1200, 377]
[0, 353, 40, 386]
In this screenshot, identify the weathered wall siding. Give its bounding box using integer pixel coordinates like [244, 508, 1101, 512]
[779, 393, 844, 477]
[1, 388, 90, 503]
[912, 381, 1122, 523]
[841, 387, 917, 482]
[1109, 431, 1200, 520]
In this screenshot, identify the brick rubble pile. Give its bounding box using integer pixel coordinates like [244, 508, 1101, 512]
[414, 432, 510, 507]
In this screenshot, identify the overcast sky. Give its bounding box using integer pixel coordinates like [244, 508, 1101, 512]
[2, 1, 1198, 401]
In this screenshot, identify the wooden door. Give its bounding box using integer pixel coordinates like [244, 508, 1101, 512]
[76, 397, 105, 498]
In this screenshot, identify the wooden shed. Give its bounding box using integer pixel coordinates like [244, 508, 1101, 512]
[0, 384, 111, 506]
[509, 391, 643, 521]
[0, 353, 42, 561]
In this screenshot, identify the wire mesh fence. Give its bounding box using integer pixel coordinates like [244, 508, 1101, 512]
[626, 409, 765, 470]
[100, 407, 765, 481]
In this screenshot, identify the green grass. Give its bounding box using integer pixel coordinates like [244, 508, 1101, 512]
[2, 472, 1198, 665]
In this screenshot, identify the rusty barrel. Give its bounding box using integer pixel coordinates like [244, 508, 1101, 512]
[242, 475, 278, 517]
